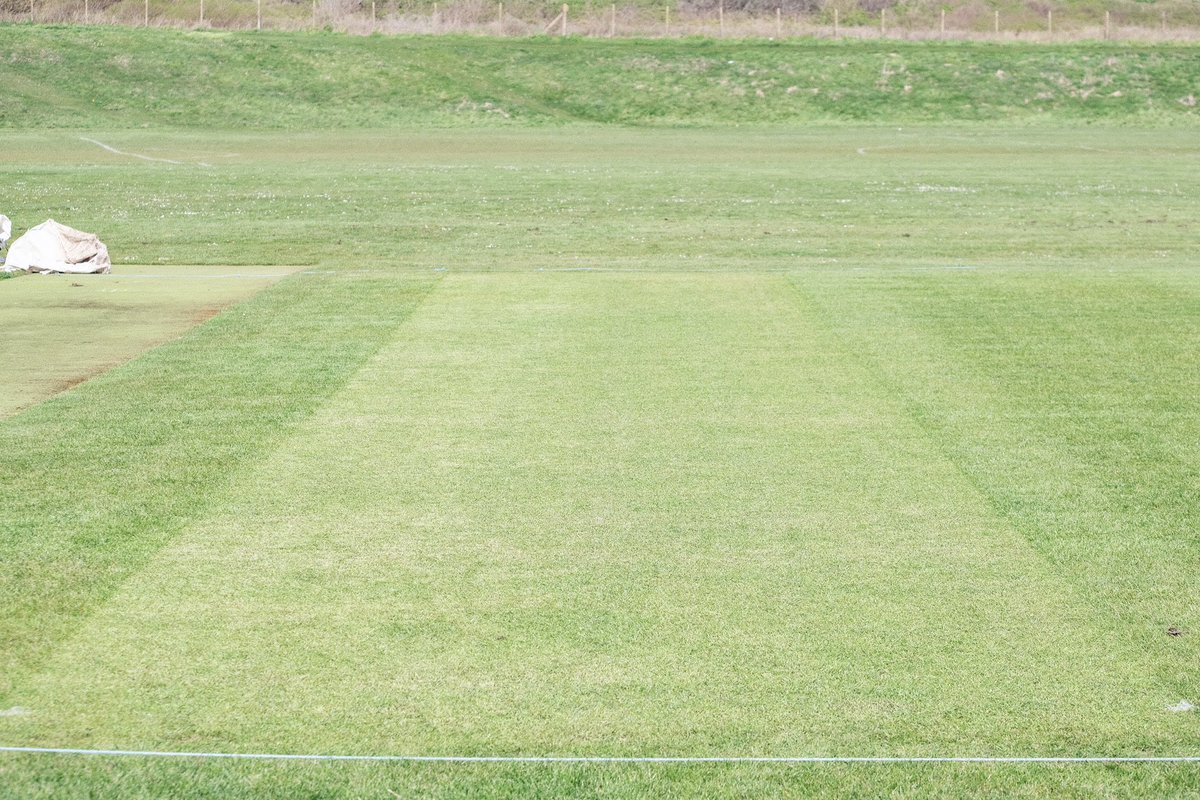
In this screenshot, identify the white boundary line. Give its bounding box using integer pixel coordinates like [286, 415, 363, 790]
[1, 747, 1198, 764]
[79, 137, 212, 168]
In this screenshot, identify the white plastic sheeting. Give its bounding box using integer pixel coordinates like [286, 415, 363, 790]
[2, 219, 111, 274]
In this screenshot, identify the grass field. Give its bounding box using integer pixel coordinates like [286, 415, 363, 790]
[1, 29, 1199, 799]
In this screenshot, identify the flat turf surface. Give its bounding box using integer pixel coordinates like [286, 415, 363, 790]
[1, 127, 1198, 797]
[0, 265, 290, 417]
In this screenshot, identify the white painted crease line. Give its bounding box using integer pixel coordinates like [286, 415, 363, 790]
[111, 273, 298, 279]
[1, 747, 1198, 764]
[91, 270, 385, 279]
[79, 137, 212, 168]
[850, 265, 981, 272]
[532, 267, 793, 274]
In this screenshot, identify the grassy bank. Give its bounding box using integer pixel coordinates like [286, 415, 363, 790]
[1, 26, 1198, 127]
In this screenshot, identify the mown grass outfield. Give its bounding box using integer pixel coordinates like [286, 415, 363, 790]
[1, 28, 1200, 799]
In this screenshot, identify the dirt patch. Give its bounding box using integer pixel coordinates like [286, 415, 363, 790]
[48, 363, 118, 396]
[41, 307, 227, 397]
[190, 304, 227, 324]
[46, 300, 134, 312]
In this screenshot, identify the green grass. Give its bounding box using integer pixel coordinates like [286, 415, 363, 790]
[1, 26, 1199, 796]
[12, 271, 1182, 758]
[1, 125, 1199, 797]
[1, 27, 1199, 127]
[0, 270, 438, 703]
[0, 127, 1197, 270]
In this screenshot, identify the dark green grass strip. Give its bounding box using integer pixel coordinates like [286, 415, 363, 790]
[791, 267, 1200, 704]
[0, 271, 439, 704]
[2, 753, 1200, 798]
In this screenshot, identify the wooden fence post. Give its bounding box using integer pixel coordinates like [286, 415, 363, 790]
[665, 5, 669, 35]
[496, 2, 501, 34]
[1104, 10, 1110, 39]
[1047, 9, 1052, 35]
[144, 0, 149, 25]
[940, 7, 945, 38]
[84, 0, 89, 23]
[256, 0, 261, 29]
[880, 7, 885, 36]
[993, 9, 998, 34]
[776, 7, 781, 37]
[833, 7, 838, 38]
[561, 3, 567, 35]
[718, 0, 723, 36]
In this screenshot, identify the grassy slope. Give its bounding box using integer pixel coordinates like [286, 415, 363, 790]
[0, 26, 1199, 127]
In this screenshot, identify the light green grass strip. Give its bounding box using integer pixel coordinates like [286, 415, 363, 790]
[5, 273, 1192, 764]
[0, 271, 439, 704]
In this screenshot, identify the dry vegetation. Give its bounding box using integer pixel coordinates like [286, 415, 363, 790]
[5, 0, 1200, 40]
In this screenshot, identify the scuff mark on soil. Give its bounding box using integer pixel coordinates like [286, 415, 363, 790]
[49, 363, 118, 396]
[190, 304, 226, 324]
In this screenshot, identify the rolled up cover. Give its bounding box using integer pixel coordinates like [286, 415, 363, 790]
[3, 219, 111, 274]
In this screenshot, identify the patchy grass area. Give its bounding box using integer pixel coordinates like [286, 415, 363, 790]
[0, 265, 290, 416]
[0, 27, 1198, 127]
[0, 125, 1198, 797]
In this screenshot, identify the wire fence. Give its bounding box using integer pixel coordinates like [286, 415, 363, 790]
[5, 0, 1200, 41]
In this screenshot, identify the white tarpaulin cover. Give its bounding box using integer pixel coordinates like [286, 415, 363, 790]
[0, 215, 11, 265]
[2, 219, 111, 274]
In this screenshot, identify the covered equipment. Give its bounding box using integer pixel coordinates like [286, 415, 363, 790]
[2, 219, 111, 274]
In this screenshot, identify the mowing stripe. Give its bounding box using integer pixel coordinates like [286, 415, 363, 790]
[1, 747, 1198, 763]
